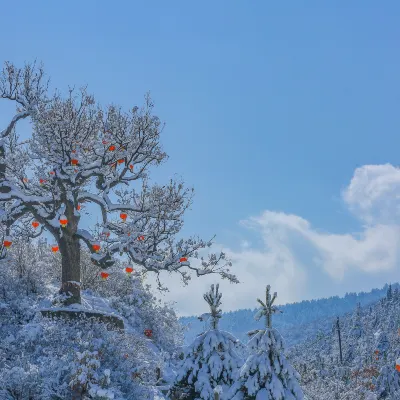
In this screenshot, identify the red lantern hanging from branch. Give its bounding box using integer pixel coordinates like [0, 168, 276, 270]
[120, 212, 128, 222]
[396, 358, 400, 372]
[3, 236, 12, 248]
[180, 257, 188, 262]
[71, 159, 79, 166]
[144, 329, 153, 338]
[39, 178, 46, 185]
[108, 145, 116, 151]
[125, 267, 134, 274]
[32, 221, 40, 229]
[117, 159, 125, 164]
[51, 245, 59, 253]
[49, 171, 55, 176]
[137, 235, 145, 241]
[59, 215, 68, 228]
[129, 164, 134, 171]
[92, 242, 101, 253]
[100, 272, 109, 280]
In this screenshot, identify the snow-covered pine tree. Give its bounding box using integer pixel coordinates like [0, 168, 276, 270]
[0, 62, 237, 305]
[229, 285, 304, 400]
[386, 284, 393, 302]
[169, 284, 243, 400]
[351, 302, 363, 339]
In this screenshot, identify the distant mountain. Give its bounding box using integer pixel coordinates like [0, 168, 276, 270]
[180, 284, 395, 348]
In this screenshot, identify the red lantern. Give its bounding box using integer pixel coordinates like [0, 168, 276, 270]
[32, 221, 39, 229]
[144, 329, 153, 338]
[180, 257, 187, 262]
[71, 159, 79, 166]
[137, 235, 145, 241]
[39, 178, 46, 185]
[120, 212, 128, 221]
[374, 350, 379, 355]
[100, 272, 109, 280]
[92, 242, 101, 252]
[129, 164, 134, 171]
[59, 215, 68, 228]
[396, 358, 400, 372]
[76, 204, 81, 211]
[49, 171, 55, 176]
[3, 236, 12, 248]
[108, 145, 116, 151]
[117, 159, 124, 164]
[51, 245, 59, 253]
[125, 267, 134, 274]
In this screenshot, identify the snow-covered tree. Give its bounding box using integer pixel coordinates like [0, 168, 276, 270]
[230, 285, 304, 400]
[376, 363, 400, 399]
[386, 284, 393, 302]
[170, 284, 243, 400]
[0, 61, 237, 305]
[351, 303, 363, 339]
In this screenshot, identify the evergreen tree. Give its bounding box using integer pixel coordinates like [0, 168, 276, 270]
[386, 284, 393, 302]
[393, 287, 399, 301]
[229, 285, 304, 400]
[170, 284, 243, 400]
[351, 302, 363, 339]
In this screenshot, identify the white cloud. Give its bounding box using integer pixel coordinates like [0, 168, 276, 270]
[151, 164, 400, 316]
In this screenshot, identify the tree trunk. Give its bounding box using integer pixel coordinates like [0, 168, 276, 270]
[59, 233, 81, 305]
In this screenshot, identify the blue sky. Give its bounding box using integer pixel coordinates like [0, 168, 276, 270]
[1, 1, 400, 315]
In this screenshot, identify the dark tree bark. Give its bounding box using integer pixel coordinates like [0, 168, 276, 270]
[59, 232, 81, 305]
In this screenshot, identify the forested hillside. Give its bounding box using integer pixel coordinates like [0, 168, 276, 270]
[288, 285, 400, 399]
[180, 285, 392, 347]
